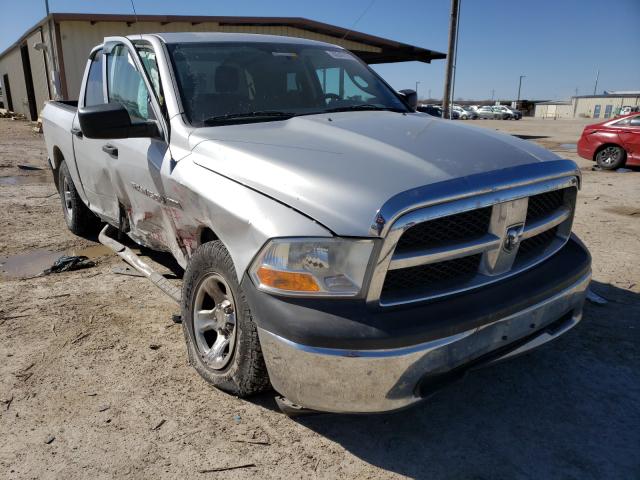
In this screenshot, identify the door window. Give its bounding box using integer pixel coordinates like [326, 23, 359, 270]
[107, 45, 155, 122]
[84, 50, 104, 106]
[135, 43, 164, 108]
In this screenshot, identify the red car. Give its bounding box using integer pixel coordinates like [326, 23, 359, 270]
[577, 113, 640, 169]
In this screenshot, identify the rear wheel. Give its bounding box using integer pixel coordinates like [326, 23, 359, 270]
[58, 160, 101, 236]
[595, 145, 626, 170]
[182, 240, 270, 396]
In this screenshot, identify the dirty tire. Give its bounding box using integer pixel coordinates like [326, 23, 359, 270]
[182, 240, 270, 396]
[595, 145, 626, 170]
[58, 160, 101, 236]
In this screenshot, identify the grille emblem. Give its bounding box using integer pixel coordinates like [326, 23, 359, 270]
[503, 224, 524, 252]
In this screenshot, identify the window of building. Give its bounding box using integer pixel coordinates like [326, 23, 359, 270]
[593, 104, 601, 118]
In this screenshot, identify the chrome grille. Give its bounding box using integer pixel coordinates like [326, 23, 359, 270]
[372, 177, 578, 307]
[382, 254, 481, 297]
[516, 226, 558, 263]
[526, 189, 565, 224]
[395, 207, 492, 253]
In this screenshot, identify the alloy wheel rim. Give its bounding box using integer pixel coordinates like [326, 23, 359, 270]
[192, 272, 237, 370]
[61, 176, 73, 222]
[600, 147, 619, 165]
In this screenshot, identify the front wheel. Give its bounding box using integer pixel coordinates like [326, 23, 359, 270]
[181, 240, 270, 396]
[595, 145, 626, 170]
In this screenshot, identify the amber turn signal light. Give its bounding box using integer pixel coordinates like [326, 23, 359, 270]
[256, 266, 320, 292]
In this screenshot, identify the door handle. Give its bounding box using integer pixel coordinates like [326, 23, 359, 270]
[70, 127, 83, 138]
[102, 144, 118, 158]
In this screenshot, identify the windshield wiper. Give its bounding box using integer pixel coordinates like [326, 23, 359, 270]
[322, 104, 405, 114]
[203, 111, 297, 125]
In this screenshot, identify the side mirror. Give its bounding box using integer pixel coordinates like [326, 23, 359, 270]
[78, 103, 160, 139]
[398, 89, 418, 111]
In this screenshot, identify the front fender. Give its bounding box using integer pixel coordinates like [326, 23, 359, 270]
[167, 155, 332, 278]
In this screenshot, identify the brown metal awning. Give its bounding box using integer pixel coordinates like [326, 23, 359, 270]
[1, 13, 445, 64]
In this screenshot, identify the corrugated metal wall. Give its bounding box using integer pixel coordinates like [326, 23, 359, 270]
[533, 104, 573, 119]
[573, 96, 640, 118]
[0, 24, 57, 118]
[59, 21, 382, 100]
[0, 48, 28, 115]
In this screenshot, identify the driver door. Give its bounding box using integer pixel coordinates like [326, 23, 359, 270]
[104, 41, 173, 251]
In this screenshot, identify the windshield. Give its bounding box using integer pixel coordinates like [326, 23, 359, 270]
[167, 42, 409, 126]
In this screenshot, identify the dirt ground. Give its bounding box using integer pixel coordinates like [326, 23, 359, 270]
[1, 116, 638, 479]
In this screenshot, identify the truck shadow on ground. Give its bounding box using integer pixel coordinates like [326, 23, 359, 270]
[284, 281, 640, 479]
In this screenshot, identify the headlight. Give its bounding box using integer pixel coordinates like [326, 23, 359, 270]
[249, 238, 375, 297]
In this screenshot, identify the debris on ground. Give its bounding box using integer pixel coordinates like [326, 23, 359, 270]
[112, 265, 145, 277]
[171, 314, 182, 324]
[233, 415, 241, 424]
[152, 419, 166, 431]
[17, 164, 43, 171]
[231, 438, 271, 446]
[1, 396, 13, 410]
[149, 344, 161, 350]
[98, 405, 110, 412]
[616, 168, 632, 173]
[586, 288, 608, 305]
[44, 436, 55, 445]
[198, 463, 256, 474]
[70, 332, 90, 345]
[43, 255, 95, 275]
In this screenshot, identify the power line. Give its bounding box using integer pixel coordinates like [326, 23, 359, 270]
[342, 0, 376, 40]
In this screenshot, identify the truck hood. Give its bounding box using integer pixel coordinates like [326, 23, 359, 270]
[189, 111, 561, 236]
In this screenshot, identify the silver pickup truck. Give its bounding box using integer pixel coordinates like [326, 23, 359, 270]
[41, 32, 591, 414]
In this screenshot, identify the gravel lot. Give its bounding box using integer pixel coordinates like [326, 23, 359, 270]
[1, 116, 638, 479]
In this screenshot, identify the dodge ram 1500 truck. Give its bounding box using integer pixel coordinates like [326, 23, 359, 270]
[42, 33, 591, 413]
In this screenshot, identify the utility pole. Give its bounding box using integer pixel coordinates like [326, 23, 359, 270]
[415, 81, 420, 98]
[516, 75, 525, 108]
[593, 69, 599, 95]
[449, 0, 462, 116]
[428, 88, 432, 100]
[491, 89, 495, 101]
[442, 0, 460, 119]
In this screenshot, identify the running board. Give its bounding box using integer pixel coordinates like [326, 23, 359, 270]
[98, 224, 181, 304]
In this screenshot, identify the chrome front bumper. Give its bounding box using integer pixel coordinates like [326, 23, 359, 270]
[258, 271, 590, 413]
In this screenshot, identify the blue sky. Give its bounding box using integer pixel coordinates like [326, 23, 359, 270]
[1, 0, 639, 100]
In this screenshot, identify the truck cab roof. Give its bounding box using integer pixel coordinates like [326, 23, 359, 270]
[149, 32, 340, 48]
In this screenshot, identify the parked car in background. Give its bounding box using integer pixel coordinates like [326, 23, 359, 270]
[453, 105, 477, 120]
[417, 104, 442, 117]
[507, 106, 523, 120]
[493, 105, 521, 120]
[463, 106, 479, 119]
[477, 106, 504, 119]
[417, 104, 460, 119]
[577, 113, 640, 169]
[618, 106, 640, 116]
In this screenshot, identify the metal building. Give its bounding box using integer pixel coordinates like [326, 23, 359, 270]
[533, 101, 573, 119]
[0, 13, 445, 119]
[534, 92, 640, 119]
